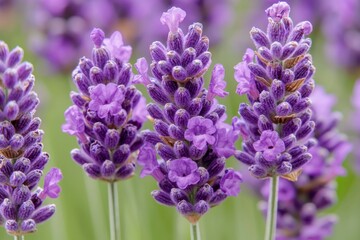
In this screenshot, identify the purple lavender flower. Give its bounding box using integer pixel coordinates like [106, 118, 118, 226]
[234, 1, 316, 180]
[253, 130, 285, 161]
[184, 117, 216, 150]
[168, 158, 201, 189]
[252, 86, 351, 240]
[62, 28, 147, 182]
[137, 7, 241, 224]
[0, 41, 62, 236]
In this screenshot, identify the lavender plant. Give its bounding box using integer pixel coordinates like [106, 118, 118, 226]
[135, 7, 242, 240]
[257, 86, 351, 239]
[233, 2, 316, 239]
[62, 28, 147, 240]
[0, 41, 62, 239]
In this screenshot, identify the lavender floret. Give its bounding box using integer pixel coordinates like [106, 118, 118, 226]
[0, 41, 62, 236]
[234, 1, 316, 180]
[136, 7, 241, 224]
[62, 28, 147, 182]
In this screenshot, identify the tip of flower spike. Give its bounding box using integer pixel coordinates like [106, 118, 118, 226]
[160, 7, 186, 33]
[90, 28, 105, 47]
[265, 1, 290, 22]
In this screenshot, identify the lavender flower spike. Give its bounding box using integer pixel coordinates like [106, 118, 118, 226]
[62, 28, 147, 240]
[0, 41, 62, 237]
[137, 7, 242, 231]
[256, 86, 351, 240]
[234, 2, 316, 240]
[62, 28, 147, 183]
[234, 1, 316, 181]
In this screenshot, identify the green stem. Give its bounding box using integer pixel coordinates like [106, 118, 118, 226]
[190, 222, 201, 240]
[13, 236, 24, 240]
[264, 176, 279, 240]
[108, 182, 120, 240]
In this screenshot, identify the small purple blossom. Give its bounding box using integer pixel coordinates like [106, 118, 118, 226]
[62, 105, 86, 142]
[234, 49, 259, 99]
[253, 130, 285, 161]
[103, 31, 132, 62]
[131, 96, 148, 125]
[207, 64, 228, 101]
[265, 1, 290, 22]
[90, 28, 105, 47]
[160, 7, 186, 33]
[137, 144, 161, 179]
[89, 83, 125, 118]
[184, 117, 216, 150]
[39, 168, 63, 200]
[168, 158, 200, 189]
[214, 124, 239, 158]
[133, 57, 151, 85]
[220, 170, 242, 196]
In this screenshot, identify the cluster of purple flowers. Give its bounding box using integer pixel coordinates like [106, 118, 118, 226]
[256, 86, 351, 239]
[234, 1, 316, 180]
[0, 41, 62, 236]
[62, 28, 147, 182]
[136, 7, 242, 223]
[26, 0, 231, 73]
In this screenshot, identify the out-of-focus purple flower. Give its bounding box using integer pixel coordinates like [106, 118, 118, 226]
[234, 49, 259, 99]
[220, 169, 242, 196]
[138, 7, 240, 224]
[351, 79, 360, 172]
[168, 158, 200, 189]
[265, 1, 290, 22]
[0, 41, 61, 236]
[137, 144, 163, 180]
[39, 168, 63, 200]
[214, 123, 239, 158]
[133, 57, 151, 85]
[253, 130, 285, 161]
[103, 31, 132, 62]
[62, 105, 86, 141]
[207, 64, 228, 101]
[234, 1, 316, 180]
[184, 117, 216, 150]
[89, 83, 125, 118]
[63, 28, 146, 182]
[160, 7, 186, 34]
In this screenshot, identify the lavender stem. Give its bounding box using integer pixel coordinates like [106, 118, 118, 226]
[264, 176, 279, 240]
[190, 222, 201, 240]
[108, 182, 120, 240]
[13, 236, 24, 240]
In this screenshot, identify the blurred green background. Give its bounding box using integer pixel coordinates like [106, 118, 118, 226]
[1, 1, 360, 239]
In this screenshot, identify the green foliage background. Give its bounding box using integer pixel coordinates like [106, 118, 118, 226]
[1, 1, 359, 239]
